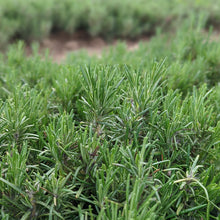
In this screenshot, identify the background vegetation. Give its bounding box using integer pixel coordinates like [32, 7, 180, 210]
[0, 0, 220, 47]
[0, 1, 220, 219]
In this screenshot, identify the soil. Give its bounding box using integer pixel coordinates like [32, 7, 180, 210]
[16, 30, 220, 63]
[25, 31, 150, 63]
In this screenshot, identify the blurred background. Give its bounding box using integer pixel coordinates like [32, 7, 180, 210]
[0, 0, 220, 62]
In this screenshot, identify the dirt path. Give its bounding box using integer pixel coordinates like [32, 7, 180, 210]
[23, 30, 220, 63]
[26, 32, 150, 63]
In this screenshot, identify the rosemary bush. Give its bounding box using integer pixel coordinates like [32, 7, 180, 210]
[0, 18, 220, 220]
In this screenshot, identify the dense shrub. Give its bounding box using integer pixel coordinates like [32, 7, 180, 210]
[0, 26, 220, 219]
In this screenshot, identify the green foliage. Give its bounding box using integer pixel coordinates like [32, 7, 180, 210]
[1, 0, 220, 47]
[0, 15, 220, 220]
[0, 0, 52, 47]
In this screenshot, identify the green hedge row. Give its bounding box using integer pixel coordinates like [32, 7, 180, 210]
[0, 0, 220, 47]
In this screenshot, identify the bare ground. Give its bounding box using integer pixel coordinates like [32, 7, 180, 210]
[22, 30, 220, 63]
[26, 31, 150, 63]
